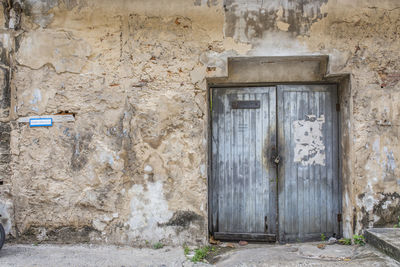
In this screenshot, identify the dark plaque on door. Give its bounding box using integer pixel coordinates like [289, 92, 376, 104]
[231, 100, 260, 109]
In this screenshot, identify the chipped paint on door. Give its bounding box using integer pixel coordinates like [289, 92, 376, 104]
[293, 114, 326, 166]
[278, 84, 340, 242]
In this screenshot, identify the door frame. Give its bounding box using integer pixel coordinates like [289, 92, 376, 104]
[207, 82, 343, 242]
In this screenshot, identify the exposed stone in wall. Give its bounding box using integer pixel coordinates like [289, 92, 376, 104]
[0, 65, 10, 118]
[2, 0, 23, 30]
[224, 0, 328, 42]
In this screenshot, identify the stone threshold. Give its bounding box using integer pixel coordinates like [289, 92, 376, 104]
[365, 228, 400, 263]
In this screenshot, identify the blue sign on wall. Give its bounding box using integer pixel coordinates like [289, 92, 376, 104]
[29, 118, 53, 127]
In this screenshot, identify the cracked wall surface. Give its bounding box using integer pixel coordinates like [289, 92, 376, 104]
[0, 0, 399, 244]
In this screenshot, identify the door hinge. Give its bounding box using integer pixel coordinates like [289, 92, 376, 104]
[337, 213, 342, 222]
[336, 103, 340, 111]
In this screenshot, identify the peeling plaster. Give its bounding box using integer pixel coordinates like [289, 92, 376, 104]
[293, 115, 325, 166]
[224, 0, 328, 41]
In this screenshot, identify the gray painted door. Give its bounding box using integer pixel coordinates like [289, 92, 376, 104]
[211, 85, 340, 242]
[211, 87, 277, 241]
[277, 85, 339, 242]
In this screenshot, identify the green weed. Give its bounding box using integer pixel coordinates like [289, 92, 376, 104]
[153, 242, 164, 249]
[338, 238, 352, 245]
[394, 216, 400, 228]
[320, 233, 326, 241]
[191, 246, 212, 263]
[353, 235, 365, 246]
[183, 244, 190, 256]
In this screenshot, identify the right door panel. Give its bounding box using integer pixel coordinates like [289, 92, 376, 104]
[277, 85, 340, 242]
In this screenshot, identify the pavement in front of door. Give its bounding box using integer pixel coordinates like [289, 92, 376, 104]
[0, 241, 398, 267]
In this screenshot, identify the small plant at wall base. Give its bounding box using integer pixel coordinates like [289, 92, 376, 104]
[353, 235, 365, 246]
[320, 233, 326, 241]
[191, 246, 212, 263]
[183, 244, 190, 256]
[153, 242, 164, 249]
[338, 238, 352, 245]
[394, 216, 400, 228]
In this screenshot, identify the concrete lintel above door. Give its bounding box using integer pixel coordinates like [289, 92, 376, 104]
[207, 55, 341, 86]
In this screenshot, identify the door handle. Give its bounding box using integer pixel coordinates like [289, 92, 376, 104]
[273, 155, 281, 164]
[270, 147, 281, 165]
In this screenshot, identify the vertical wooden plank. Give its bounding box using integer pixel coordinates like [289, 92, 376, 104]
[255, 92, 263, 233]
[232, 93, 239, 232]
[222, 90, 230, 232]
[290, 91, 298, 236]
[228, 91, 235, 232]
[319, 92, 327, 235]
[309, 91, 317, 234]
[297, 91, 305, 240]
[307, 91, 312, 235]
[325, 90, 333, 234]
[277, 87, 290, 240]
[249, 93, 257, 233]
[220, 89, 226, 232]
[264, 92, 269, 233]
[237, 93, 244, 232]
[304, 90, 310, 236]
[242, 93, 250, 232]
[217, 89, 224, 232]
[316, 91, 323, 234]
[268, 89, 277, 234]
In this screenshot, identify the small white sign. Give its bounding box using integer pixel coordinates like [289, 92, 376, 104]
[18, 115, 75, 123]
[29, 118, 53, 127]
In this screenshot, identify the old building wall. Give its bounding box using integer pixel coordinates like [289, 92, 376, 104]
[0, 0, 399, 245]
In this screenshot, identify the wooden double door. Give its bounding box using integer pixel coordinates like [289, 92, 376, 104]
[210, 85, 341, 242]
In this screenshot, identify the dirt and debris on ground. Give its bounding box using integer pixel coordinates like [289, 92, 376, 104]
[0, 242, 398, 267]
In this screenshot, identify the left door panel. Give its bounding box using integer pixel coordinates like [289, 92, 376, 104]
[210, 87, 277, 241]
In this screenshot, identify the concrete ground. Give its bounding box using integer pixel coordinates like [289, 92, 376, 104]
[0, 242, 398, 267]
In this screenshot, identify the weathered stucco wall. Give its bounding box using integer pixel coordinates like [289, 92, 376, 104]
[0, 0, 399, 245]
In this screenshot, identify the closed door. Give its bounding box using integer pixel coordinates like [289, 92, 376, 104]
[210, 85, 340, 242]
[211, 87, 277, 241]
